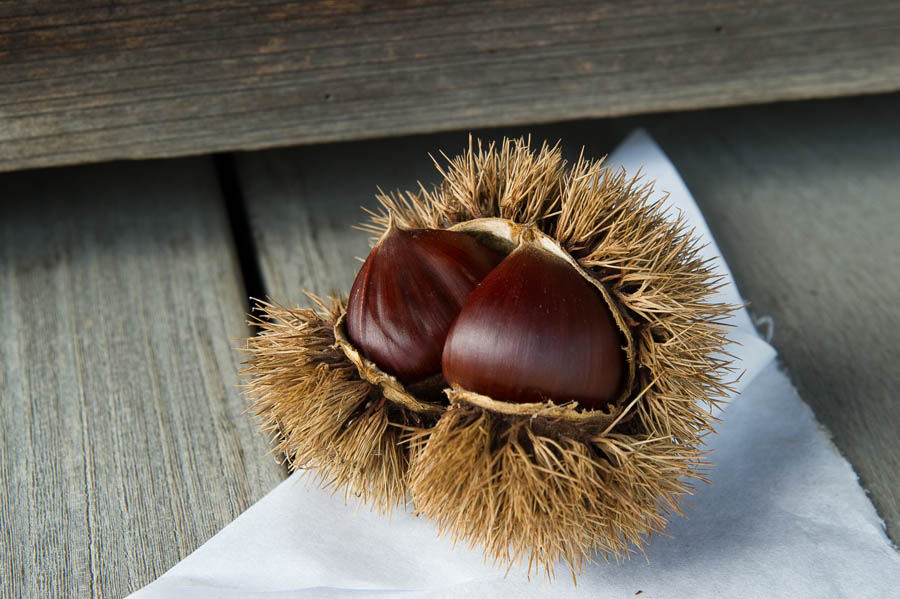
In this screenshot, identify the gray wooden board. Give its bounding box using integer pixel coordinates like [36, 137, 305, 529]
[236, 92, 900, 546]
[0, 159, 283, 598]
[3, 1, 900, 173]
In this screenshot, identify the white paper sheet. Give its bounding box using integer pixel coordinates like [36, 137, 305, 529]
[130, 130, 900, 599]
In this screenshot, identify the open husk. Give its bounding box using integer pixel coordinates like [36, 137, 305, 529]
[244, 136, 737, 576]
[361, 137, 737, 576]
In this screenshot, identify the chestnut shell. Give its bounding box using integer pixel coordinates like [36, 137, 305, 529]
[442, 242, 625, 410]
[345, 225, 500, 384]
[444, 218, 636, 422]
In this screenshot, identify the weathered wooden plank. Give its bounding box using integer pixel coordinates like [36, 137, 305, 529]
[236, 93, 900, 546]
[0, 159, 284, 598]
[3, 0, 900, 173]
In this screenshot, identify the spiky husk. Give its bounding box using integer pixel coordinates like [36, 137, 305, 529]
[242, 296, 436, 512]
[408, 405, 708, 579]
[364, 137, 736, 575]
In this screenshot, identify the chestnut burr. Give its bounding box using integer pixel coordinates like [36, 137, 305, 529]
[245, 137, 737, 578]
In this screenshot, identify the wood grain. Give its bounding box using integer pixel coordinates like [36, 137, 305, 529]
[235, 92, 900, 545]
[0, 159, 283, 598]
[3, 1, 900, 173]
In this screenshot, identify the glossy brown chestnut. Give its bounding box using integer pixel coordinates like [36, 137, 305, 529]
[442, 243, 624, 409]
[346, 225, 500, 384]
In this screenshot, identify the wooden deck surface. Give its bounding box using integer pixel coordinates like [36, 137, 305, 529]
[0, 160, 284, 597]
[2, 92, 899, 597]
[3, 1, 900, 173]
